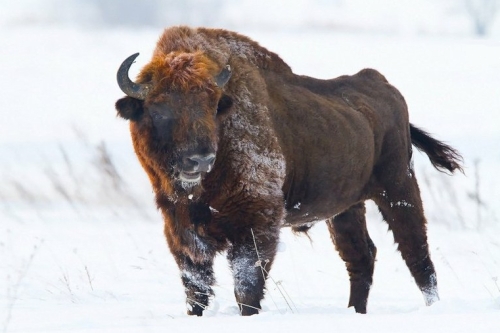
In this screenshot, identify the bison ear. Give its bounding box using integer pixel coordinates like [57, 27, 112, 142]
[115, 96, 144, 121]
[216, 94, 233, 118]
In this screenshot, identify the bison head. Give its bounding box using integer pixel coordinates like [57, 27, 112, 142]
[115, 52, 233, 192]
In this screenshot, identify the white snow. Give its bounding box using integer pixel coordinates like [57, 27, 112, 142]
[1, 2, 500, 332]
[390, 200, 415, 208]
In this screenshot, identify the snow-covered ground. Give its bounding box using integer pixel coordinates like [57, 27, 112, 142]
[1, 11, 500, 333]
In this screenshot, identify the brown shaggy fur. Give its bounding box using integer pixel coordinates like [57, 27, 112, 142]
[115, 26, 462, 316]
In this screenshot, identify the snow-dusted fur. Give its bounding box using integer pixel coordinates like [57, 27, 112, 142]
[115, 26, 462, 316]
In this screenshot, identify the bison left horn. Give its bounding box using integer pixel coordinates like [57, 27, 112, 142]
[215, 65, 232, 87]
[117, 53, 152, 100]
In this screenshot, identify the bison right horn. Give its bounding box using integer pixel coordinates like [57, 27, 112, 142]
[215, 65, 232, 88]
[117, 53, 152, 100]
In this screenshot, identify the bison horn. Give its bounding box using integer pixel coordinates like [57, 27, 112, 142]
[117, 53, 152, 100]
[215, 65, 232, 87]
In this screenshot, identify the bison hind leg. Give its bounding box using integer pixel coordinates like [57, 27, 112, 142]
[373, 174, 439, 307]
[326, 202, 377, 314]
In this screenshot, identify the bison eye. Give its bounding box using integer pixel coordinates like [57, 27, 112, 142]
[151, 111, 163, 121]
[217, 94, 233, 116]
[149, 105, 174, 121]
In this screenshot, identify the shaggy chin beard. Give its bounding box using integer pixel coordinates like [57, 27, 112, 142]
[179, 178, 201, 190]
[173, 175, 205, 200]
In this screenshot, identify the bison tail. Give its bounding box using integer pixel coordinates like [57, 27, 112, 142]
[410, 124, 463, 174]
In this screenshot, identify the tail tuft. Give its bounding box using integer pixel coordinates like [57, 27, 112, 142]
[410, 124, 463, 174]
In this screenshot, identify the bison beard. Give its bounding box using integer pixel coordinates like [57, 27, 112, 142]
[115, 26, 463, 316]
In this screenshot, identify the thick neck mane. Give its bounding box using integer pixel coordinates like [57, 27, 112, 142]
[153, 26, 293, 75]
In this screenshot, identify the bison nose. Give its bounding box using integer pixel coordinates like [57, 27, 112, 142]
[184, 153, 216, 173]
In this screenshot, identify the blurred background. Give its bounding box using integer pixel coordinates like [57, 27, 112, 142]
[1, 0, 499, 36]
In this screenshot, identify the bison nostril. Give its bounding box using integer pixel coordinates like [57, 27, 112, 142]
[184, 157, 199, 169]
[185, 154, 216, 173]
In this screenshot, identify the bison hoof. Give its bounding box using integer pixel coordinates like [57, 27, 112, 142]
[423, 288, 440, 306]
[352, 305, 367, 314]
[187, 304, 205, 316]
[239, 305, 260, 316]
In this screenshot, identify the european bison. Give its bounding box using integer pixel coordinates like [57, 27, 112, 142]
[115, 26, 462, 316]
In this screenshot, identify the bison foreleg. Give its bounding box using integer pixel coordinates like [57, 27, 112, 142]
[227, 229, 279, 316]
[176, 254, 215, 316]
